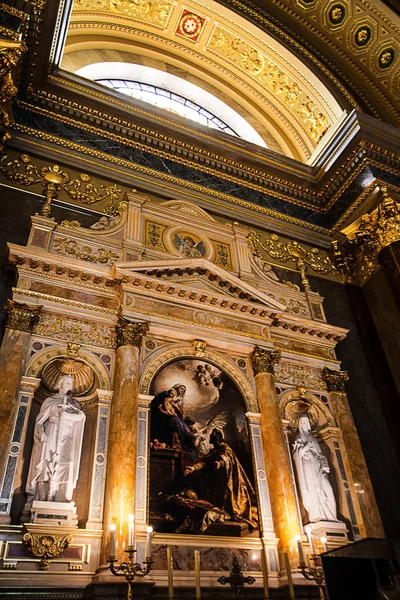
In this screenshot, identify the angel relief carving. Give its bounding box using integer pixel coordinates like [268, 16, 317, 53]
[149, 358, 259, 537]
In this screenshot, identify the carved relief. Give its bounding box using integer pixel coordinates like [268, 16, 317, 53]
[52, 237, 120, 266]
[72, 0, 173, 27]
[34, 314, 116, 349]
[208, 26, 330, 142]
[275, 363, 327, 390]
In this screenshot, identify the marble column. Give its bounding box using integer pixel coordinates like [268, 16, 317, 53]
[101, 318, 149, 562]
[0, 300, 41, 478]
[250, 347, 301, 553]
[322, 368, 384, 537]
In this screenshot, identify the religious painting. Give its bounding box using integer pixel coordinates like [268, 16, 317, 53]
[149, 358, 259, 537]
[172, 232, 207, 259]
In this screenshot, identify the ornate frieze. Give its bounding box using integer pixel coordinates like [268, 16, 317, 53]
[207, 26, 330, 144]
[275, 363, 327, 390]
[5, 299, 41, 332]
[72, 0, 173, 28]
[322, 367, 349, 393]
[34, 314, 116, 349]
[52, 236, 120, 266]
[250, 346, 281, 375]
[116, 318, 149, 349]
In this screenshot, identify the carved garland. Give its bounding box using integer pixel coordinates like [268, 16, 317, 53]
[139, 345, 257, 412]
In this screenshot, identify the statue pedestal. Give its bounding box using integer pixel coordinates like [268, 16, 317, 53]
[30, 500, 78, 526]
[306, 519, 349, 546]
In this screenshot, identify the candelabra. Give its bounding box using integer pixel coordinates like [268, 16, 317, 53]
[108, 516, 153, 600]
[218, 556, 255, 599]
[108, 546, 153, 600]
[299, 554, 326, 600]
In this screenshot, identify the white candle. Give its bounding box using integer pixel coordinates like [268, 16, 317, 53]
[283, 551, 295, 600]
[145, 525, 153, 558]
[320, 536, 328, 553]
[261, 547, 270, 599]
[295, 535, 305, 564]
[194, 549, 201, 600]
[109, 524, 116, 557]
[167, 546, 174, 600]
[305, 526, 315, 554]
[128, 514, 135, 547]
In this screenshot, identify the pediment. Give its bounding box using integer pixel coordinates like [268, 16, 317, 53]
[114, 257, 287, 312]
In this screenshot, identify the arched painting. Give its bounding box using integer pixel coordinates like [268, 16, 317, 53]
[149, 358, 259, 537]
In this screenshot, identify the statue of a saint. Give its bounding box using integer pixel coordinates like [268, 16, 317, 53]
[293, 415, 338, 522]
[26, 374, 86, 503]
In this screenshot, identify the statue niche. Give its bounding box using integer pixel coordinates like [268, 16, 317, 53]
[21, 357, 95, 525]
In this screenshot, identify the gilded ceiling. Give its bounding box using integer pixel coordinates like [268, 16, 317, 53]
[61, 0, 400, 161]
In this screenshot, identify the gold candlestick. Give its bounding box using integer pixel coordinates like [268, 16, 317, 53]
[167, 546, 174, 600]
[194, 549, 201, 599]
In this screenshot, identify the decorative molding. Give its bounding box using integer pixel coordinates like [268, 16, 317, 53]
[52, 236, 120, 266]
[72, 0, 174, 29]
[4, 298, 42, 332]
[116, 318, 149, 349]
[250, 346, 281, 375]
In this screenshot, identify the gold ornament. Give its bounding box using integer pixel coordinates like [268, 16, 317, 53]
[250, 346, 281, 375]
[322, 367, 349, 392]
[4, 299, 42, 332]
[23, 531, 73, 571]
[116, 318, 149, 348]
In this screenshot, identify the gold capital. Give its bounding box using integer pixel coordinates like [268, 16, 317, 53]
[322, 367, 349, 393]
[4, 299, 42, 332]
[250, 346, 281, 375]
[116, 317, 149, 348]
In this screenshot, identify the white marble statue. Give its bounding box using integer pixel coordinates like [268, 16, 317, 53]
[26, 375, 86, 503]
[293, 415, 338, 522]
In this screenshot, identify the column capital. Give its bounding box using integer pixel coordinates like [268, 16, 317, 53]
[322, 367, 349, 393]
[4, 299, 42, 332]
[250, 346, 281, 375]
[116, 317, 149, 349]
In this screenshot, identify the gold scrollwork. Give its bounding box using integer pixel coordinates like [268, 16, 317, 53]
[247, 229, 334, 286]
[23, 531, 74, 570]
[0, 154, 122, 214]
[72, 0, 173, 28]
[52, 237, 120, 266]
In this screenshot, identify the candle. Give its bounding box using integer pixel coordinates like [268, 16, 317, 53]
[283, 551, 295, 600]
[128, 514, 135, 547]
[261, 547, 270, 599]
[194, 549, 201, 600]
[305, 526, 315, 554]
[109, 524, 116, 557]
[295, 535, 305, 565]
[167, 546, 174, 600]
[145, 525, 153, 558]
[320, 536, 328, 553]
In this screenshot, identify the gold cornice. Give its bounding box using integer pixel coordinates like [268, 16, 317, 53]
[13, 287, 117, 314]
[13, 103, 324, 213]
[33, 78, 308, 178]
[6, 127, 333, 235]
